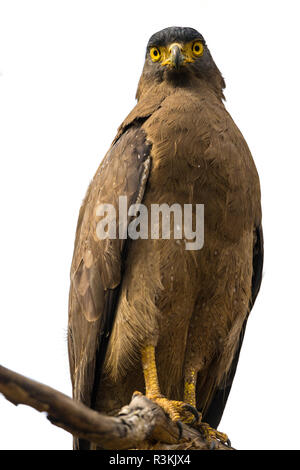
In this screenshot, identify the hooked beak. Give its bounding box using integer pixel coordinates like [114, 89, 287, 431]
[169, 44, 184, 70]
[162, 43, 184, 70]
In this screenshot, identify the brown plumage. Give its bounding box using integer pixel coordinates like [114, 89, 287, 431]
[68, 26, 263, 449]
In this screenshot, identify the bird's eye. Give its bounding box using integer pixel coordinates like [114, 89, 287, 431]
[150, 47, 161, 62]
[192, 41, 204, 57]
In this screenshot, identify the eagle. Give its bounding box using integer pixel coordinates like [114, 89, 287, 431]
[68, 26, 263, 450]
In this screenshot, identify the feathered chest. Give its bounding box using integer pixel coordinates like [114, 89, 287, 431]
[141, 91, 260, 241]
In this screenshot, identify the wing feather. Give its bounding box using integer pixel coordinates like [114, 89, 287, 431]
[68, 125, 152, 418]
[202, 224, 264, 428]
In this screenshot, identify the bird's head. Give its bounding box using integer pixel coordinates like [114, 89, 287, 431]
[136, 26, 225, 100]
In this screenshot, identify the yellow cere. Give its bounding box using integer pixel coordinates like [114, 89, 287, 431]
[149, 40, 204, 66]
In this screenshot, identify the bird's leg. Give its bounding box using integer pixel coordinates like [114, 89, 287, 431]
[183, 367, 231, 448]
[183, 368, 198, 422]
[134, 344, 199, 426]
[141, 344, 161, 400]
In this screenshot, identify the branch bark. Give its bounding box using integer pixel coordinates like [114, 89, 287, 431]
[0, 365, 232, 450]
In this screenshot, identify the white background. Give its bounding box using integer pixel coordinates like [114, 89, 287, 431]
[0, 0, 299, 450]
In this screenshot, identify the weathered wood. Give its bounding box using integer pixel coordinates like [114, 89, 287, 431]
[0, 365, 232, 450]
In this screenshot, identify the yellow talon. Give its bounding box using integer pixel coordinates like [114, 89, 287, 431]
[198, 422, 230, 448]
[139, 344, 230, 447]
[140, 345, 199, 425]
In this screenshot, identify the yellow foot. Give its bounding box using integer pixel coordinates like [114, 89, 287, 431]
[196, 422, 231, 449]
[151, 397, 200, 424]
[133, 391, 199, 428]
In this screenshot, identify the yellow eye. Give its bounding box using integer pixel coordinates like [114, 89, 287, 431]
[192, 41, 204, 57]
[150, 47, 161, 62]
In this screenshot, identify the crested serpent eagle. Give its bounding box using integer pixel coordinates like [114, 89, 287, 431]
[68, 26, 263, 449]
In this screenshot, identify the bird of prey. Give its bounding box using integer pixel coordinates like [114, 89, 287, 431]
[68, 26, 263, 449]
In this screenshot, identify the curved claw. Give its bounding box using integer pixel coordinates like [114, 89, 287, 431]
[176, 420, 183, 440]
[182, 404, 200, 424]
[226, 438, 232, 447]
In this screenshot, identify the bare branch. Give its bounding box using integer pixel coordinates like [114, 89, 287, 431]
[0, 365, 232, 450]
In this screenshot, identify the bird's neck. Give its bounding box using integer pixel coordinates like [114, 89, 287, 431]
[136, 73, 224, 104]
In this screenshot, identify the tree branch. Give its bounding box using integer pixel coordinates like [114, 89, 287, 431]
[0, 365, 232, 450]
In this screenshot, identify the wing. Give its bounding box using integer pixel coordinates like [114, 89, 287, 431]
[202, 224, 264, 428]
[68, 125, 152, 436]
